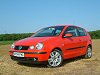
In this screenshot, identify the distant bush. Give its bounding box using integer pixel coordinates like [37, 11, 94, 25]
[0, 33, 33, 41]
[89, 30, 100, 39]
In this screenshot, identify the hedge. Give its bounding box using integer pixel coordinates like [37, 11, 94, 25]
[0, 33, 33, 41]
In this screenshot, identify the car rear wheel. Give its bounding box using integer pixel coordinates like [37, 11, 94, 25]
[47, 49, 63, 67]
[85, 46, 92, 58]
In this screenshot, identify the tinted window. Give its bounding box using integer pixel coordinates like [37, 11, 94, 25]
[64, 26, 78, 37]
[32, 26, 65, 37]
[77, 28, 86, 36]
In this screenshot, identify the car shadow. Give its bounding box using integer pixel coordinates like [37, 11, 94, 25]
[17, 56, 84, 68]
[17, 62, 47, 68]
[62, 55, 84, 66]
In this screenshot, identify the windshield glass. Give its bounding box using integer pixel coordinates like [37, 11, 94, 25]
[32, 26, 65, 37]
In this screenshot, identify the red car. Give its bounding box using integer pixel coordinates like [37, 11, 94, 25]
[9, 25, 92, 67]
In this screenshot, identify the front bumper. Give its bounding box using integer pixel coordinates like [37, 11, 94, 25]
[9, 51, 49, 63]
[11, 56, 37, 63]
[10, 56, 47, 64]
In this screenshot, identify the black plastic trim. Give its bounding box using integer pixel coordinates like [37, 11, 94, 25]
[9, 51, 47, 54]
[66, 46, 86, 50]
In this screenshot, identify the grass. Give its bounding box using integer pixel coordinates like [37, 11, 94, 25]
[0, 41, 14, 45]
[0, 39, 100, 75]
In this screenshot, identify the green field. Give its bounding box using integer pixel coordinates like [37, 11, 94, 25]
[0, 41, 14, 45]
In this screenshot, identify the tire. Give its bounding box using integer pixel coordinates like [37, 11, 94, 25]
[47, 49, 63, 68]
[85, 46, 92, 59]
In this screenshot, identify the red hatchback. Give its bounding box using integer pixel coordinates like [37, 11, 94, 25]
[9, 25, 92, 67]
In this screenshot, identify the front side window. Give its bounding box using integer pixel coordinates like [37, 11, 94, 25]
[32, 26, 65, 37]
[64, 26, 78, 37]
[77, 28, 86, 36]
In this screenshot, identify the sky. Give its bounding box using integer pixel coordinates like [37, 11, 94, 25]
[0, 0, 100, 34]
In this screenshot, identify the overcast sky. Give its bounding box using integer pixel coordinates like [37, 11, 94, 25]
[0, 0, 100, 34]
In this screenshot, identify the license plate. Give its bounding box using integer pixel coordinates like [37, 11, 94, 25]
[13, 52, 24, 57]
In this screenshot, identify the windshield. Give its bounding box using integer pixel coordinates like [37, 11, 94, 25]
[32, 26, 65, 37]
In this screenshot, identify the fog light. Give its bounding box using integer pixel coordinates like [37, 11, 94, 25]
[11, 44, 15, 49]
[29, 46, 34, 50]
[33, 58, 38, 61]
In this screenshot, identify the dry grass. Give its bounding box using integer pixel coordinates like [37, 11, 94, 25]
[0, 39, 100, 75]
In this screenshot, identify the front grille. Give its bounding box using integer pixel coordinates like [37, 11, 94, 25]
[14, 46, 29, 50]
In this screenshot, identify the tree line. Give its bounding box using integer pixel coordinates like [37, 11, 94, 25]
[0, 33, 33, 41]
[89, 30, 100, 39]
[0, 30, 100, 41]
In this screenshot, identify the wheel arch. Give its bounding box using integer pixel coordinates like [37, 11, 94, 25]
[88, 44, 92, 50]
[50, 47, 64, 58]
[52, 47, 62, 52]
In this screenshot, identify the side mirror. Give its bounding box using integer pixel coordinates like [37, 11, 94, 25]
[63, 33, 72, 38]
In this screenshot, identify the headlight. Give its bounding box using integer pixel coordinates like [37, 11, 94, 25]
[11, 44, 15, 49]
[36, 43, 43, 50]
[29, 46, 34, 50]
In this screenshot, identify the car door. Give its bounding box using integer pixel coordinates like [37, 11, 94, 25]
[76, 27, 88, 55]
[62, 26, 83, 59]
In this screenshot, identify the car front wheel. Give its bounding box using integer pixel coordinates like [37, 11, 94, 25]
[47, 49, 63, 67]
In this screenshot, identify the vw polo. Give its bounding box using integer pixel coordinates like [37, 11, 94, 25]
[9, 25, 92, 67]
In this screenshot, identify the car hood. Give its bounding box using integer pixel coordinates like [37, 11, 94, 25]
[14, 37, 57, 46]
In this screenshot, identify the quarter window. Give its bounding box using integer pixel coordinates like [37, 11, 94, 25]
[77, 28, 86, 36]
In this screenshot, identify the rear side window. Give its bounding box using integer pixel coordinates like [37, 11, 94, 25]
[64, 26, 78, 37]
[77, 28, 86, 36]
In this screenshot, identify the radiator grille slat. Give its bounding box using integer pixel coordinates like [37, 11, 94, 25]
[14, 46, 29, 50]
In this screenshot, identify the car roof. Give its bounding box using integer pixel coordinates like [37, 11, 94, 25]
[49, 25, 82, 28]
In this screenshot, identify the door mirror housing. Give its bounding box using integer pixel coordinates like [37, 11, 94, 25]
[63, 33, 72, 38]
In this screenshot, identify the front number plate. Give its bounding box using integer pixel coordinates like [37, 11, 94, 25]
[13, 52, 24, 57]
